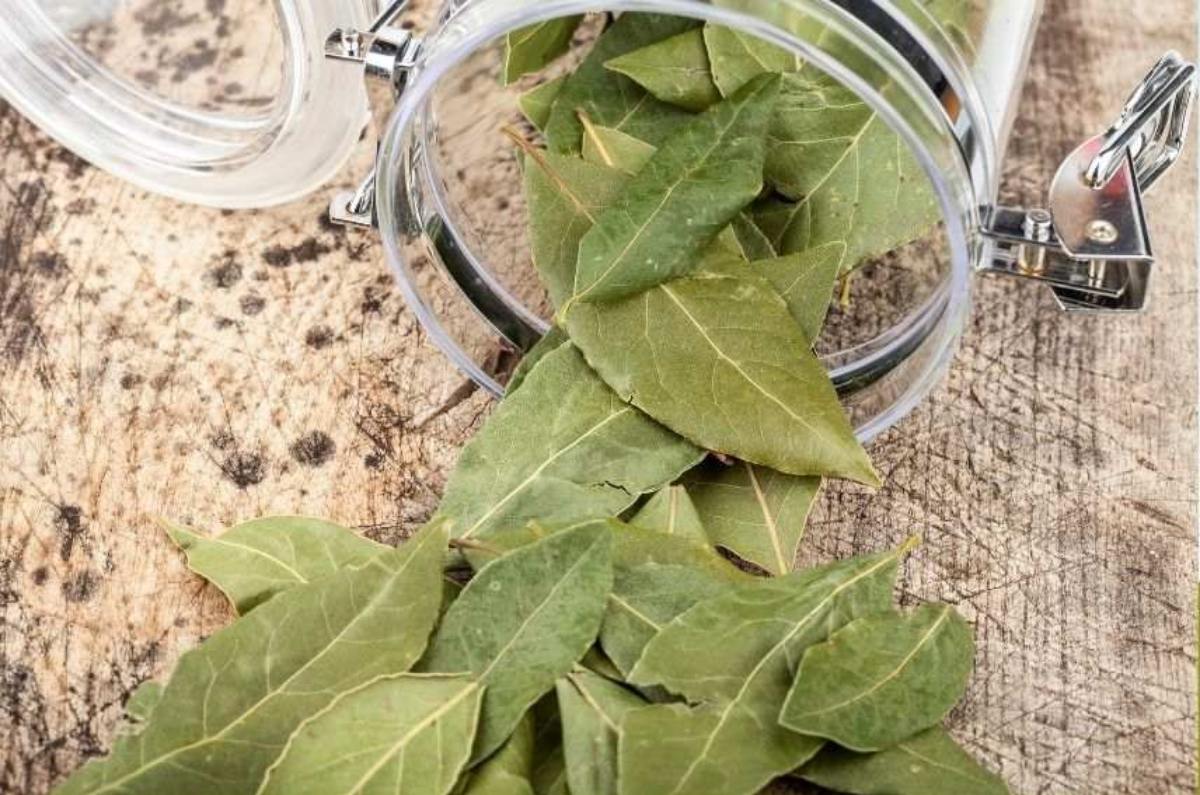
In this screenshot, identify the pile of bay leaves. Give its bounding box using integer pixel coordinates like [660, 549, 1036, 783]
[54, 9, 1011, 795]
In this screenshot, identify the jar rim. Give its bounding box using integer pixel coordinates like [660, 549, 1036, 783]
[376, 0, 984, 441]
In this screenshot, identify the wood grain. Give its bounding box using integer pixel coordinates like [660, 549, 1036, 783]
[0, 1, 1194, 793]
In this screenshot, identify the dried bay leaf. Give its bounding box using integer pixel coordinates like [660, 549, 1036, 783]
[461, 519, 746, 584]
[557, 670, 648, 795]
[731, 212, 777, 260]
[755, 241, 845, 341]
[600, 562, 731, 676]
[435, 343, 702, 541]
[163, 516, 385, 614]
[52, 522, 449, 795]
[619, 546, 909, 795]
[603, 28, 721, 112]
[564, 271, 878, 485]
[685, 459, 820, 575]
[797, 726, 1010, 795]
[544, 13, 697, 152]
[780, 604, 974, 751]
[504, 18, 584, 85]
[703, 24, 802, 97]
[463, 713, 537, 795]
[629, 485, 707, 543]
[567, 74, 780, 305]
[520, 148, 629, 308]
[506, 326, 569, 394]
[259, 674, 482, 795]
[519, 76, 567, 132]
[580, 117, 657, 174]
[122, 681, 163, 724]
[754, 73, 939, 271]
[421, 523, 614, 762]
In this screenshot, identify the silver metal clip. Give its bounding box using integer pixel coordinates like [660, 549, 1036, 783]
[324, 0, 420, 229]
[981, 52, 1195, 312]
[325, 0, 420, 90]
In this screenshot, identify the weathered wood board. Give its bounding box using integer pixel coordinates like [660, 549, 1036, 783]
[0, 1, 1194, 793]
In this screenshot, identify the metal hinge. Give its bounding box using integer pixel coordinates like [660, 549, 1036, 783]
[981, 52, 1195, 312]
[324, 0, 420, 229]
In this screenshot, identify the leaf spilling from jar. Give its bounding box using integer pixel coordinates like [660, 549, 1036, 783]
[53, 8, 1011, 795]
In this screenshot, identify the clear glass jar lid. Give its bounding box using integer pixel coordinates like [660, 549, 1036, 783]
[0, 0, 375, 207]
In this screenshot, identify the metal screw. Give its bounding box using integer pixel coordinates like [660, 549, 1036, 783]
[1085, 219, 1119, 244]
[1023, 208, 1053, 242]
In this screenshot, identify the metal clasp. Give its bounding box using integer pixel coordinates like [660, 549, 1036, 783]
[981, 51, 1195, 312]
[324, 0, 420, 228]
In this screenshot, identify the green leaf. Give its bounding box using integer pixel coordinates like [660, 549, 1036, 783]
[544, 13, 697, 152]
[580, 117, 657, 174]
[421, 523, 614, 762]
[703, 23, 802, 97]
[798, 726, 1010, 795]
[557, 670, 648, 795]
[504, 18, 584, 85]
[780, 604, 974, 751]
[463, 714, 537, 795]
[259, 674, 482, 795]
[564, 271, 878, 485]
[603, 28, 721, 112]
[507, 326, 570, 394]
[600, 562, 731, 676]
[519, 76, 567, 132]
[566, 74, 780, 305]
[163, 516, 385, 614]
[755, 242, 845, 341]
[619, 546, 909, 795]
[461, 519, 746, 584]
[754, 73, 939, 271]
[629, 485, 707, 543]
[519, 148, 629, 308]
[123, 681, 163, 724]
[435, 343, 701, 540]
[52, 522, 449, 795]
[684, 459, 820, 575]
[730, 213, 777, 260]
[579, 645, 625, 682]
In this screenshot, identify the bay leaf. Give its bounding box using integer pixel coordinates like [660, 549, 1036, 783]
[580, 646, 625, 682]
[600, 562, 731, 676]
[507, 326, 569, 394]
[530, 696, 568, 795]
[463, 713, 537, 795]
[755, 241, 845, 341]
[564, 271, 878, 485]
[519, 76, 567, 132]
[567, 73, 780, 305]
[580, 117, 657, 174]
[603, 28, 721, 112]
[532, 747, 569, 795]
[123, 681, 163, 724]
[797, 726, 1010, 795]
[557, 670, 648, 795]
[163, 516, 384, 614]
[754, 72, 939, 271]
[421, 523, 614, 762]
[703, 23, 802, 97]
[435, 343, 701, 541]
[730, 212, 777, 260]
[461, 519, 745, 584]
[519, 147, 629, 308]
[259, 674, 482, 795]
[52, 521, 449, 795]
[504, 17, 584, 85]
[629, 485, 707, 543]
[618, 545, 909, 795]
[684, 459, 820, 575]
[780, 603, 974, 751]
[544, 13, 697, 152]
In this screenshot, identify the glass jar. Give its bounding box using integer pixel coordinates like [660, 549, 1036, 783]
[0, 0, 1191, 440]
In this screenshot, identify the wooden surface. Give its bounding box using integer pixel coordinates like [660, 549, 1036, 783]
[0, 1, 1195, 793]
